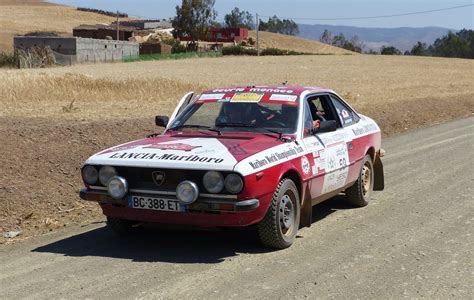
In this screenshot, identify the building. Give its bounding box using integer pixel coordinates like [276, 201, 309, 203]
[14, 36, 139, 65]
[73, 24, 137, 41]
[209, 28, 249, 43]
[111, 20, 172, 30]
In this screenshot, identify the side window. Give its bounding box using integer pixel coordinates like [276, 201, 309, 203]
[303, 100, 314, 136]
[330, 95, 359, 127]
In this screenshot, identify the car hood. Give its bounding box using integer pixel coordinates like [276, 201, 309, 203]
[85, 133, 287, 172]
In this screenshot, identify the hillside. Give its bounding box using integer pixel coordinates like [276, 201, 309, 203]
[0, 0, 125, 51]
[248, 30, 354, 55]
[298, 24, 452, 52]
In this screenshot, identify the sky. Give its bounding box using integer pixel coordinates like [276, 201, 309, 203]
[51, 0, 474, 29]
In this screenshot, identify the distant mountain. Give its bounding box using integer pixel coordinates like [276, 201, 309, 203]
[298, 24, 453, 52]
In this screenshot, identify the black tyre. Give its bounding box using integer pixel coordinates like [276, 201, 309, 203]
[346, 154, 374, 207]
[258, 178, 300, 249]
[106, 217, 140, 235]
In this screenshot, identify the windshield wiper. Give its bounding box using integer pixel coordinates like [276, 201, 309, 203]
[170, 124, 222, 135]
[216, 123, 294, 142]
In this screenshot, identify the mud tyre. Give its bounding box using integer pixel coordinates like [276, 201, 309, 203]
[106, 217, 140, 235]
[346, 154, 374, 207]
[258, 178, 300, 249]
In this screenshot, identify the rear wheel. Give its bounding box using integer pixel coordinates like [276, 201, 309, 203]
[346, 155, 374, 207]
[258, 178, 300, 249]
[106, 217, 141, 235]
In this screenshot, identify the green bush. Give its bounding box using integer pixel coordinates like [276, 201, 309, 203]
[222, 45, 257, 56]
[260, 47, 303, 56]
[0, 51, 19, 68]
[162, 39, 187, 53]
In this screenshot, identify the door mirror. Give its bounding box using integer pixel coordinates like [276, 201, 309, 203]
[155, 116, 169, 127]
[313, 120, 337, 134]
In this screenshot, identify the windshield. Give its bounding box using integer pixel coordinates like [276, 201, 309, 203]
[169, 93, 299, 134]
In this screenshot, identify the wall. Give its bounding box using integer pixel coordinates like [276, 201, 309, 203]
[76, 38, 139, 63]
[14, 36, 76, 55]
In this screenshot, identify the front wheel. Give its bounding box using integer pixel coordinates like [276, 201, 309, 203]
[258, 178, 300, 249]
[346, 154, 374, 207]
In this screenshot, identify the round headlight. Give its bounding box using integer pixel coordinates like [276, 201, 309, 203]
[176, 181, 199, 204]
[203, 171, 224, 193]
[99, 166, 117, 186]
[108, 176, 128, 199]
[225, 174, 244, 194]
[82, 165, 98, 185]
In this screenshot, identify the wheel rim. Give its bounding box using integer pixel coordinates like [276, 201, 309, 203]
[362, 163, 372, 196]
[279, 194, 295, 235]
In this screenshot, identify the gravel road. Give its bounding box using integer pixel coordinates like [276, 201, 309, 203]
[1, 117, 473, 299]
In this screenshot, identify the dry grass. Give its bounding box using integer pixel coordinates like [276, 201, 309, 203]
[0, 0, 124, 51]
[1, 55, 473, 135]
[248, 30, 354, 55]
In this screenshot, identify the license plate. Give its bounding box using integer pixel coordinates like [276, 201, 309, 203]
[128, 196, 184, 212]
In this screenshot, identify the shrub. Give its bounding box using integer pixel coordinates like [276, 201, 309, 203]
[162, 39, 187, 53]
[0, 52, 19, 68]
[260, 47, 303, 56]
[222, 45, 257, 56]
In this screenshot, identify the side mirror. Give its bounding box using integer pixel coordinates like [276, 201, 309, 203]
[155, 116, 169, 128]
[313, 120, 337, 134]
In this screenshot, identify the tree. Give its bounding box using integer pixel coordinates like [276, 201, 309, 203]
[410, 41, 428, 56]
[320, 29, 333, 44]
[332, 33, 346, 48]
[224, 7, 254, 29]
[380, 46, 402, 55]
[259, 15, 299, 36]
[172, 0, 217, 43]
[432, 30, 472, 58]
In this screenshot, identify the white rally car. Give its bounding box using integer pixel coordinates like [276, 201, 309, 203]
[80, 85, 384, 249]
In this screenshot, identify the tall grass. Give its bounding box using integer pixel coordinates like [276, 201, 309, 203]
[0, 52, 18, 68]
[124, 51, 222, 62]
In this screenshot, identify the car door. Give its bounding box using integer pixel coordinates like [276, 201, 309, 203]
[328, 94, 362, 184]
[301, 94, 353, 201]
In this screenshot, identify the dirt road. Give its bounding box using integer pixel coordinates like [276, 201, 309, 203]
[1, 117, 472, 299]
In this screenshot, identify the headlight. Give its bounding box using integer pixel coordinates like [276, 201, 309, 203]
[225, 173, 244, 194]
[108, 176, 128, 199]
[99, 166, 117, 186]
[203, 171, 224, 193]
[176, 181, 199, 204]
[82, 165, 98, 185]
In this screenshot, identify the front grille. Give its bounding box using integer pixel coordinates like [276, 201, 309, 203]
[114, 167, 230, 194]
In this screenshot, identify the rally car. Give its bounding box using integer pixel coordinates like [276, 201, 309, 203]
[80, 85, 384, 249]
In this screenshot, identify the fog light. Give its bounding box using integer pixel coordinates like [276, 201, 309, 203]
[176, 181, 199, 204]
[108, 176, 128, 199]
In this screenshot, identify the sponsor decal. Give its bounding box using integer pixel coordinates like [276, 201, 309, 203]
[99, 143, 141, 155]
[352, 123, 378, 136]
[144, 143, 201, 152]
[212, 88, 246, 93]
[231, 93, 263, 103]
[248, 145, 304, 170]
[312, 149, 325, 176]
[199, 93, 225, 100]
[301, 156, 310, 175]
[221, 141, 248, 156]
[269, 94, 298, 102]
[109, 152, 224, 164]
[248, 88, 294, 94]
[152, 171, 165, 186]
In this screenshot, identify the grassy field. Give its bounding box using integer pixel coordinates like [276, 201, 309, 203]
[1, 54, 473, 135]
[248, 30, 354, 55]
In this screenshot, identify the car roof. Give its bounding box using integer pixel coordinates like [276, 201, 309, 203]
[202, 85, 334, 95]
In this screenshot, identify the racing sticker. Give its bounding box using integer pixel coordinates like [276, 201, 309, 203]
[321, 141, 350, 193]
[301, 155, 311, 175]
[144, 143, 201, 152]
[269, 94, 298, 102]
[231, 93, 263, 103]
[199, 93, 225, 101]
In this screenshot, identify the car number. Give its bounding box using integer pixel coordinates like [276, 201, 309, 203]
[128, 196, 184, 212]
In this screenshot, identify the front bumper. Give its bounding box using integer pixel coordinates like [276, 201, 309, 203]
[79, 188, 260, 213]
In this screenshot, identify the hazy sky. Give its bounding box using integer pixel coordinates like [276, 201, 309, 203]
[51, 0, 473, 29]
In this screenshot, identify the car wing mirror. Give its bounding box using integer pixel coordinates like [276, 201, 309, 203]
[313, 120, 337, 134]
[155, 115, 169, 128]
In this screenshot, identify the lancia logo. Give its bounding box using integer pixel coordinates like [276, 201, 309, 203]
[152, 171, 165, 186]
